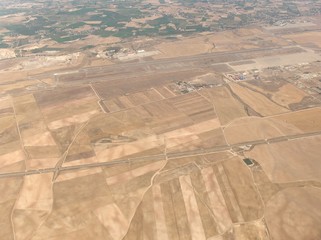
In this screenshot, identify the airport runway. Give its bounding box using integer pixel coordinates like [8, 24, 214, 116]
[32, 45, 304, 84]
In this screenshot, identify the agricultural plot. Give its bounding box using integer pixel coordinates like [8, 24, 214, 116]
[271, 107, 321, 133]
[103, 88, 165, 113]
[229, 82, 289, 116]
[245, 136, 321, 182]
[1, 62, 321, 240]
[58, 90, 227, 166]
[1, 20, 321, 240]
[202, 87, 248, 125]
[92, 69, 207, 100]
[265, 187, 321, 240]
[13, 155, 265, 240]
[223, 116, 301, 145]
[283, 31, 321, 48]
[241, 80, 309, 109]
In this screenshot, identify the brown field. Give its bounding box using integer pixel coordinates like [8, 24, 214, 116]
[245, 136, 321, 182]
[153, 28, 287, 60]
[1, 88, 319, 240]
[34, 86, 100, 130]
[32, 155, 264, 240]
[154, 86, 176, 98]
[224, 116, 301, 145]
[103, 88, 164, 113]
[231, 220, 269, 240]
[125, 156, 264, 239]
[210, 27, 289, 48]
[283, 31, 321, 48]
[271, 83, 309, 108]
[265, 187, 321, 240]
[0, 100, 27, 173]
[203, 87, 248, 125]
[168, 92, 216, 122]
[92, 69, 207, 99]
[15, 173, 53, 211]
[154, 36, 215, 59]
[242, 81, 308, 108]
[270, 107, 321, 133]
[61, 93, 224, 166]
[0, 149, 25, 173]
[0, 175, 24, 240]
[229, 83, 289, 116]
[1, 24, 321, 240]
[87, 58, 114, 67]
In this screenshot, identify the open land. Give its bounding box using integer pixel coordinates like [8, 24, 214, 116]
[1, 0, 321, 239]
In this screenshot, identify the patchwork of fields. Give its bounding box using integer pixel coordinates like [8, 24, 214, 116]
[1, 25, 321, 240]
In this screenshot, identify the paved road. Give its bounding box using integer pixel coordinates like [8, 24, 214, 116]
[1, 130, 320, 179]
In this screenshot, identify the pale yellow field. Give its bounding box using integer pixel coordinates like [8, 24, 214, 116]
[154, 36, 214, 59]
[245, 136, 321, 182]
[1, 22, 321, 240]
[283, 31, 321, 47]
[204, 87, 248, 125]
[265, 187, 321, 240]
[88, 58, 114, 67]
[229, 83, 289, 116]
[224, 116, 302, 145]
[15, 173, 53, 211]
[271, 107, 321, 133]
[271, 83, 308, 107]
[242, 82, 308, 108]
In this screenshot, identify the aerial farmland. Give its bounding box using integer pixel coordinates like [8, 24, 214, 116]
[1, 0, 321, 239]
